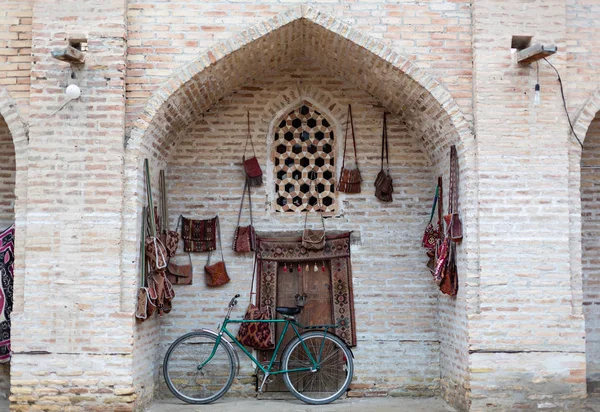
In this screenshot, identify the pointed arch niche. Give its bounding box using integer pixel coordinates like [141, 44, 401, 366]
[123, 6, 476, 409]
[578, 94, 600, 393]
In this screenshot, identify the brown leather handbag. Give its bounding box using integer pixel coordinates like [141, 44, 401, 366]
[204, 216, 230, 287]
[374, 112, 393, 202]
[439, 242, 458, 296]
[167, 254, 193, 285]
[236, 261, 275, 350]
[233, 178, 256, 253]
[243, 111, 263, 187]
[338, 105, 362, 194]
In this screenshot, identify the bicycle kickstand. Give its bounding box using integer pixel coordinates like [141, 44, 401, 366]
[258, 372, 270, 393]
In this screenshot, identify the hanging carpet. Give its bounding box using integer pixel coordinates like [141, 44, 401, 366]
[0, 224, 14, 362]
[256, 232, 357, 347]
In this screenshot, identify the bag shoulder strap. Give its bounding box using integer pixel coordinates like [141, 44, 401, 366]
[342, 105, 359, 169]
[243, 110, 257, 160]
[235, 178, 253, 228]
[303, 181, 325, 231]
[381, 112, 389, 172]
[437, 176, 444, 230]
[427, 185, 439, 224]
[206, 216, 224, 266]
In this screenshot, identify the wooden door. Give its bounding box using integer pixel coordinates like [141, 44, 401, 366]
[260, 260, 332, 392]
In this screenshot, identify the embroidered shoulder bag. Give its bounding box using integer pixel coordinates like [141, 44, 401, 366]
[374, 112, 393, 202]
[233, 178, 256, 253]
[236, 259, 275, 350]
[181, 215, 217, 253]
[422, 178, 442, 251]
[338, 105, 362, 194]
[243, 111, 263, 187]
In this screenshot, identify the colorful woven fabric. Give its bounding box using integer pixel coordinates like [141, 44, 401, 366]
[0, 224, 14, 362]
[256, 233, 357, 347]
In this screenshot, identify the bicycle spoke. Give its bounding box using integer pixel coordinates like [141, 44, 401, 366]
[282, 332, 353, 404]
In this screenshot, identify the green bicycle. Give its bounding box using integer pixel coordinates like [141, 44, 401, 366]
[163, 293, 354, 405]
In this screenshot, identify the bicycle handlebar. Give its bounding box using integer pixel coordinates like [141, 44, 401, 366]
[228, 294, 240, 308]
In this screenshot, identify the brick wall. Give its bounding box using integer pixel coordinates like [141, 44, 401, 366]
[0, 0, 32, 119]
[125, 0, 473, 130]
[471, 0, 587, 409]
[156, 64, 442, 397]
[581, 113, 600, 394]
[8, 0, 136, 410]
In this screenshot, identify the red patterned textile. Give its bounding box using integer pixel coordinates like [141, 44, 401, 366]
[256, 232, 356, 347]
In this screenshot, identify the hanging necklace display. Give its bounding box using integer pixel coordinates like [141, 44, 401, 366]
[338, 104, 362, 193]
[242, 111, 263, 187]
[374, 112, 394, 202]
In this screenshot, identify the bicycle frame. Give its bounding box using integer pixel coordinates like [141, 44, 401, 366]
[200, 316, 334, 378]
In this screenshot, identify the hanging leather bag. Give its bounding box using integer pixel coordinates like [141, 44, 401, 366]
[374, 112, 393, 202]
[166, 216, 194, 285]
[243, 111, 263, 187]
[236, 260, 275, 350]
[233, 178, 256, 253]
[439, 242, 458, 296]
[338, 105, 362, 194]
[448, 145, 463, 242]
[204, 217, 230, 287]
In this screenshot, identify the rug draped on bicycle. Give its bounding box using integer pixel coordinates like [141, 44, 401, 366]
[255, 232, 356, 347]
[0, 224, 15, 362]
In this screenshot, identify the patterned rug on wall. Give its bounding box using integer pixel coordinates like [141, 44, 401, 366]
[0, 224, 14, 362]
[256, 232, 356, 347]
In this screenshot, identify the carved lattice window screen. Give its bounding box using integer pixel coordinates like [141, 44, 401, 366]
[273, 102, 336, 213]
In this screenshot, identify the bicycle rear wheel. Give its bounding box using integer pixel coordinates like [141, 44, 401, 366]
[163, 331, 235, 404]
[281, 331, 353, 405]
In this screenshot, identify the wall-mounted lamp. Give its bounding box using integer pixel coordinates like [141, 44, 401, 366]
[65, 84, 81, 100]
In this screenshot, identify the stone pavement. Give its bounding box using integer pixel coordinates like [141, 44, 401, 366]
[147, 396, 457, 412]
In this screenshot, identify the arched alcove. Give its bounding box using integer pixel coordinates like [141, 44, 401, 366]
[580, 108, 600, 394]
[0, 87, 27, 402]
[123, 6, 476, 409]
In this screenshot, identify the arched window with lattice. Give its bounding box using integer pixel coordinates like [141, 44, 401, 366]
[273, 102, 336, 213]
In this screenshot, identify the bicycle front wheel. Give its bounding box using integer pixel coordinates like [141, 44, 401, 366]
[281, 331, 354, 405]
[163, 331, 235, 404]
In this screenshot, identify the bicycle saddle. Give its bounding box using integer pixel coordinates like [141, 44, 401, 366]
[276, 306, 301, 316]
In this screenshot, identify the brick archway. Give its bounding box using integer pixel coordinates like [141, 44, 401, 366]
[0, 87, 27, 314]
[575, 87, 600, 394]
[122, 6, 477, 408]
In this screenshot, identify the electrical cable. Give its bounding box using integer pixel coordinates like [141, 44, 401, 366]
[542, 57, 583, 149]
[28, 99, 74, 128]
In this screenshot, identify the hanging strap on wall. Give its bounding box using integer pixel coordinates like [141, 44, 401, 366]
[206, 216, 224, 266]
[380, 112, 390, 173]
[235, 178, 253, 229]
[342, 104, 359, 170]
[242, 110, 257, 160]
